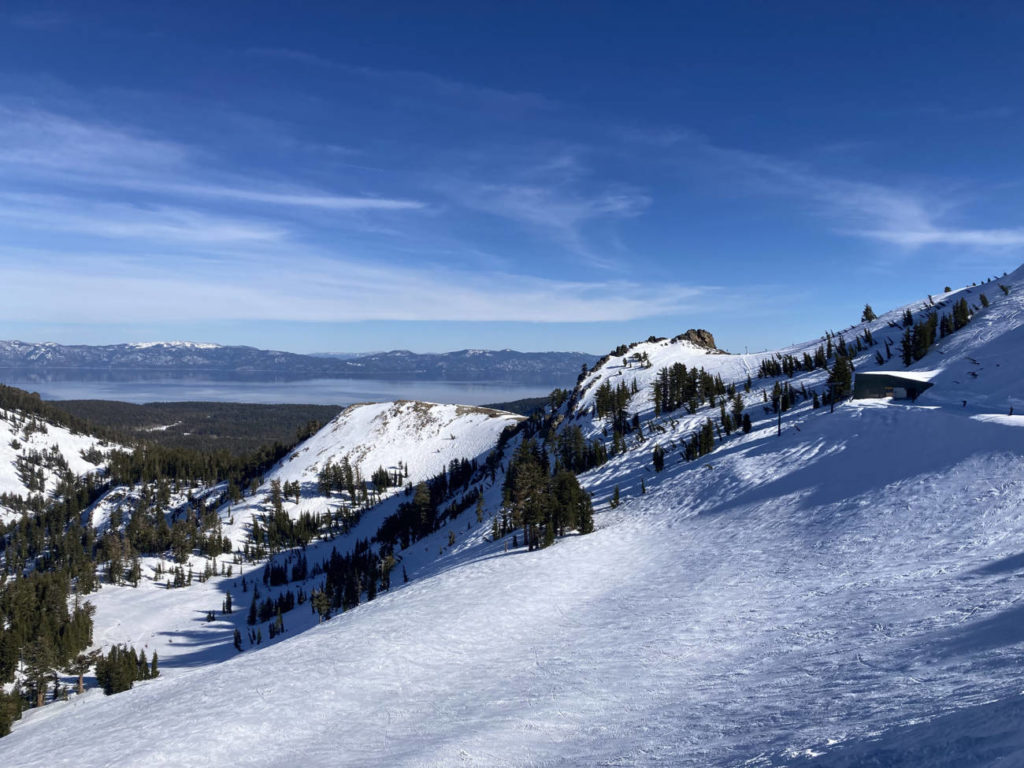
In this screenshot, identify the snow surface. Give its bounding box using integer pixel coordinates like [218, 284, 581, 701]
[0, 410, 113, 523]
[4, 269, 1024, 765]
[214, 400, 522, 550]
[75, 400, 524, 682]
[270, 400, 520, 487]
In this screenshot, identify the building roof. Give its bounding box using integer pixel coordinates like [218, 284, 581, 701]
[855, 370, 937, 383]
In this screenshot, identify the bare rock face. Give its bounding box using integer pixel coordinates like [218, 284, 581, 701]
[674, 329, 718, 351]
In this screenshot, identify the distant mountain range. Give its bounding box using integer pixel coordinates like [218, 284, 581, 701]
[0, 340, 598, 383]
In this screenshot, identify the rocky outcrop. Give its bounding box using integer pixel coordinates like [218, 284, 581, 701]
[673, 329, 719, 351]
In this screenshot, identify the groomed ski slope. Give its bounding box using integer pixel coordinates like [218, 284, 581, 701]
[4, 269, 1024, 766]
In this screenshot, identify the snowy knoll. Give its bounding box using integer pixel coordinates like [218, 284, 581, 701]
[270, 400, 522, 487]
[4, 268, 1024, 765]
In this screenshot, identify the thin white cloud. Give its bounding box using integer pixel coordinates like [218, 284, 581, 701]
[860, 227, 1024, 247]
[697, 141, 1024, 251]
[155, 184, 425, 211]
[0, 193, 286, 244]
[457, 183, 649, 248]
[0, 107, 427, 213]
[438, 166, 651, 269]
[0, 247, 713, 325]
[0, 106, 187, 177]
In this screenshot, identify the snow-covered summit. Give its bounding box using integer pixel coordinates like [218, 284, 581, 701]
[270, 399, 522, 487]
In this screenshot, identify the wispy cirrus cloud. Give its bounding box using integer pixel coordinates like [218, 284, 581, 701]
[859, 226, 1024, 247]
[150, 184, 425, 212]
[446, 181, 650, 265]
[694, 140, 1024, 251]
[0, 246, 715, 325]
[0, 107, 427, 213]
[431, 142, 652, 269]
[0, 193, 286, 244]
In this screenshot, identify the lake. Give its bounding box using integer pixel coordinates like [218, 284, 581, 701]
[0, 369, 563, 406]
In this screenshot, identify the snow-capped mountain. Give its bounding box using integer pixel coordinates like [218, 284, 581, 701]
[0, 340, 598, 383]
[3, 268, 1024, 766]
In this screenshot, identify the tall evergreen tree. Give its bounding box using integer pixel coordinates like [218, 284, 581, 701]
[652, 444, 665, 473]
[828, 356, 854, 399]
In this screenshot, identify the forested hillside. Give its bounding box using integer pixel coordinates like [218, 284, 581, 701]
[52, 400, 342, 455]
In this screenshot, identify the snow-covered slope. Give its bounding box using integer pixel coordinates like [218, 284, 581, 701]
[0, 408, 112, 522]
[213, 400, 522, 548]
[5, 268, 1024, 766]
[8, 398, 1024, 766]
[73, 400, 522, 678]
[271, 400, 520, 486]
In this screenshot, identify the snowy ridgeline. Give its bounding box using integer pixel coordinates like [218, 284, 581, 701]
[217, 400, 524, 548]
[4, 267, 1024, 765]
[270, 400, 521, 487]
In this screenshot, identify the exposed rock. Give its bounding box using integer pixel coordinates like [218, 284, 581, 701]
[673, 329, 719, 351]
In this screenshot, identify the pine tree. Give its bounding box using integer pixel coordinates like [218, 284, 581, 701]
[652, 444, 665, 472]
[68, 650, 100, 695]
[828, 356, 854, 399]
[861, 304, 877, 322]
[0, 688, 21, 736]
[610, 486, 620, 508]
[23, 638, 56, 708]
[577, 494, 594, 534]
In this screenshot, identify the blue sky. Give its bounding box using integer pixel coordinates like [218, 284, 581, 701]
[1, 2, 1022, 354]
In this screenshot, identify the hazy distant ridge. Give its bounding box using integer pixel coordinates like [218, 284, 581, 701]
[0, 341, 598, 382]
